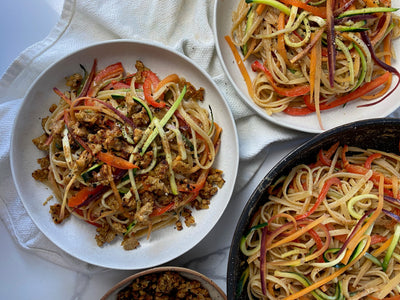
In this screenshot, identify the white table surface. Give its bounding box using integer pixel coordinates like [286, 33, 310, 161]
[0, 1, 307, 299]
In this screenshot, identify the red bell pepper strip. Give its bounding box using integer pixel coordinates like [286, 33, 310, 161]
[310, 141, 340, 168]
[280, 0, 327, 18]
[150, 202, 175, 217]
[86, 62, 125, 99]
[178, 168, 209, 193]
[142, 70, 166, 108]
[320, 141, 340, 166]
[370, 234, 387, 245]
[251, 61, 310, 97]
[342, 145, 392, 187]
[96, 151, 138, 170]
[307, 228, 325, 262]
[103, 80, 131, 90]
[364, 153, 382, 169]
[69, 169, 126, 208]
[318, 148, 334, 166]
[68, 186, 103, 208]
[283, 106, 313, 115]
[295, 177, 341, 220]
[284, 94, 319, 115]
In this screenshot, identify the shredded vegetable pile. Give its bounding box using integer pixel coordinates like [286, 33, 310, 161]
[227, 0, 400, 128]
[239, 142, 400, 299]
[32, 59, 224, 250]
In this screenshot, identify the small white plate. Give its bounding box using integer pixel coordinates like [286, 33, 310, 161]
[213, 0, 400, 133]
[10, 40, 239, 270]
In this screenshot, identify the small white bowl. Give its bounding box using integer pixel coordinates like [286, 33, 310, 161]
[101, 266, 227, 300]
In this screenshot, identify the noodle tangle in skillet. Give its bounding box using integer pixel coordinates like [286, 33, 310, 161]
[239, 142, 400, 299]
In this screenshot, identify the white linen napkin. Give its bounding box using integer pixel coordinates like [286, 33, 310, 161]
[0, 0, 309, 273]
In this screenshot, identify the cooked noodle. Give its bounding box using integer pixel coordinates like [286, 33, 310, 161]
[239, 143, 400, 299]
[32, 60, 224, 250]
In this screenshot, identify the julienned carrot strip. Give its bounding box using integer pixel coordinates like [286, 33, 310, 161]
[267, 282, 276, 297]
[280, 0, 327, 18]
[277, 12, 290, 66]
[213, 122, 223, 153]
[321, 71, 391, 110]
[341, 174, 384, 265]
[225, 35, 254, 99]
[97, 152, 139, 170]
[243, 38, 257, 61]
[285, 69, 389, 115]
[283, 235, 371, 300]
[53, 87, 72, 106]
[267, 214, 328, 250]
[150, 202, 175, 217]
[365, 0, 379, 7]
[269, 223, 330, 266]
[309, 31, 321, 126]
[155, 73, 180, 92]
[372, 235, 394, 256]
[256, 3, 266, 15]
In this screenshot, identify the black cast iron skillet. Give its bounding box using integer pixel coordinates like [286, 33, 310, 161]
[227, 118, 400, 299]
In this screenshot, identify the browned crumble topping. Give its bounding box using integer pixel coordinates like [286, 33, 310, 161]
[116, 271, 211, 300]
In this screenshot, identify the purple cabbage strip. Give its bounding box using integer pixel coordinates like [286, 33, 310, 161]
[333, 0, 356, 17]
[78, 59, 97, 98]
[91, 98, 136, 129]
[336, 209, 375, 257]
[358, 31, 400, 107]
[326, 0, 337, 88]
[383, 208, 400, 223]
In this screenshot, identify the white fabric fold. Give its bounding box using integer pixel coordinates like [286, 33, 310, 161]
[0, 0, 304, 272]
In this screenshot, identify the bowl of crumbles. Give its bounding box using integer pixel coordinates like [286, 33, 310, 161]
[101, 266, 227, 300]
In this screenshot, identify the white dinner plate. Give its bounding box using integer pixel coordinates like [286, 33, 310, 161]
[10, 40, 239, 270]
[213, 0, 400, 133]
